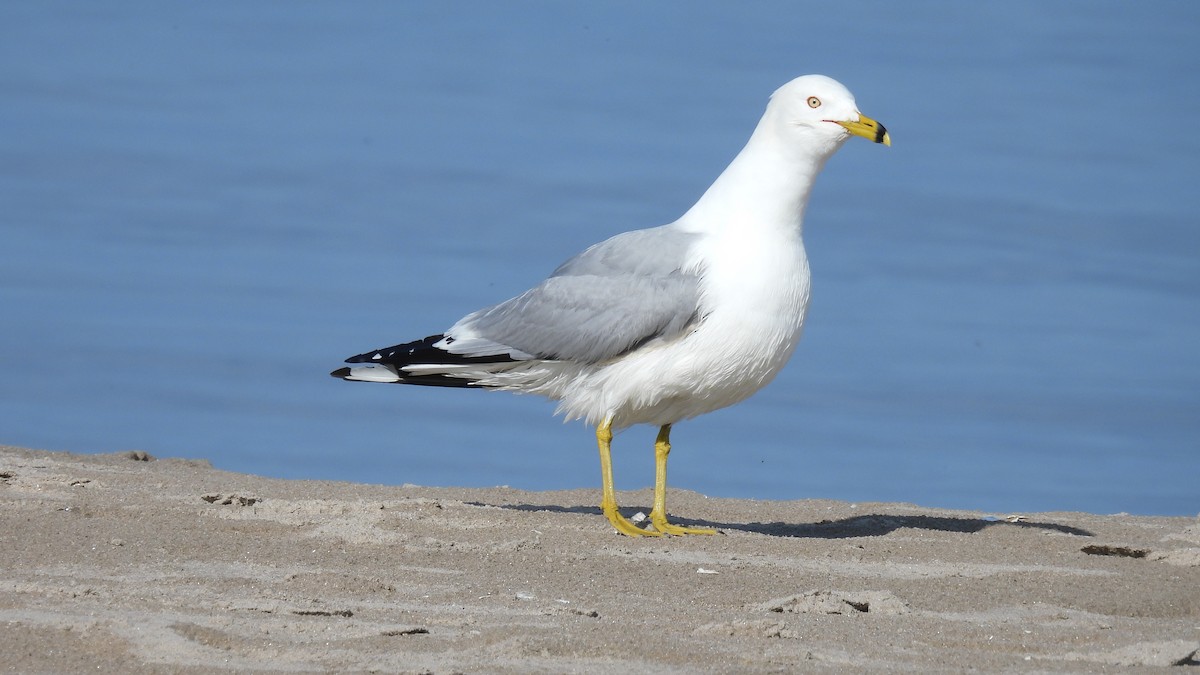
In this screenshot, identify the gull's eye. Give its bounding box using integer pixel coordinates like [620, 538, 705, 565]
[807, 96, 821, 108]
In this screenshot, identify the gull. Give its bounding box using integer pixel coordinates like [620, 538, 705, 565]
[332, 74, 889, 536]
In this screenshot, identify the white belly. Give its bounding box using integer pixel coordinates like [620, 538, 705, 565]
[554, 232, 812, 428]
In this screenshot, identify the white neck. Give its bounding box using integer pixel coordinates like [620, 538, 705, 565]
[677, 110, 841, 235]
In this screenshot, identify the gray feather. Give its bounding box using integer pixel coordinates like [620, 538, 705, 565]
[447, 225, 703, 363]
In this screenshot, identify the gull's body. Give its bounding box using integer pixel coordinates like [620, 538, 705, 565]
[332, 74, 889, 536]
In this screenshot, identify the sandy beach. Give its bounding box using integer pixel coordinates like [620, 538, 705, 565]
[1, 444, 1196, 673]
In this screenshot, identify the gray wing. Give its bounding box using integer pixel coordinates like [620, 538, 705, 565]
[444, 224, 703, 364]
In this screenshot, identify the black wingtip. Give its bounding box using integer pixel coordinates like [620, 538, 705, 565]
[344, 334, 518, 367]
[344, 335, 444, 364]
[330, 367, 352, 379]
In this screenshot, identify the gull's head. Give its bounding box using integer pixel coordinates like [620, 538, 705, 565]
[765, 74, 890, 156]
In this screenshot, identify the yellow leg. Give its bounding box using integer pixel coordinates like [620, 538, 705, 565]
[597, 419, 660, 537]
[649, 424, 716, 535]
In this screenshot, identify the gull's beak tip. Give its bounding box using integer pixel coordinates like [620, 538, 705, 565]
[837, 113, 891, 147]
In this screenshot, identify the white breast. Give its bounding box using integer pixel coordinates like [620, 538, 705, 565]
[552, 225, 811, 428]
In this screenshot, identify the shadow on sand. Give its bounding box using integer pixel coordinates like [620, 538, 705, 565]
[466, 502, 1095, 538]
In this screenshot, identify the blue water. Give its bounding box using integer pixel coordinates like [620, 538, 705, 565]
[3, 2, 1197, 516]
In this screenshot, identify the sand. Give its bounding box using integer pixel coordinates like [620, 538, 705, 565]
[1, 444, 1196, 673]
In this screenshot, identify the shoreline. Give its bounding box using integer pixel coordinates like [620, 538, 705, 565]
[2, 444, 1196, 672]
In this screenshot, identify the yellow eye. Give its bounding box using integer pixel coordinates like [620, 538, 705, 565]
[807, 96, 821, 108]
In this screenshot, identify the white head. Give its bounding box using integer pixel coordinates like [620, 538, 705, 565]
[761, 74, 890, 160]
[678, 74, 889, 228]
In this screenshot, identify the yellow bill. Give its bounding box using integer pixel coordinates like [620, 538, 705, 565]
[837, 113, 891, 146]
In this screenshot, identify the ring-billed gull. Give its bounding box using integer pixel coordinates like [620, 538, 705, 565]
[332, 74, 889, 536]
